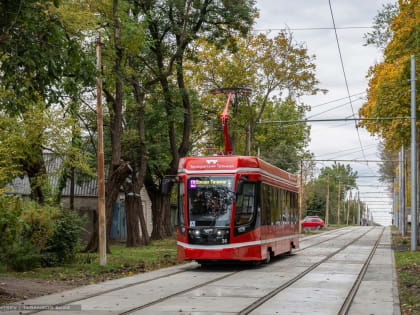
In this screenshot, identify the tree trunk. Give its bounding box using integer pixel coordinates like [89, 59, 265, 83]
[23, 147, 47, 204]
[70, 166, 75, 210]
[137, 196, 150, 245]
[146, 181, 174, 240]
[84, 0, 126, 253]
[244, 123, 251, 156]
[125, 190, 141, 247]
[84, 162, 130, 253]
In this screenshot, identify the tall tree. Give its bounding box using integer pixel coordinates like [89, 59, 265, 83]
[305, 163, 358, 223]
[359, 0, 419, 152]
[188, 32, 323, 171]
[129, 0, 256, 239]
[0, 0, 94, 202]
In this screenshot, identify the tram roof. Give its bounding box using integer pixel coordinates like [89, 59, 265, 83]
[178, 156, 298, 186]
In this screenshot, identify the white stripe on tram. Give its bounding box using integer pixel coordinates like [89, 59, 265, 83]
[177, 234, 299, 250]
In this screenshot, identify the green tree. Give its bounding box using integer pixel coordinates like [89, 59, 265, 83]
[131, 0, 256, 239]
[0, 0, 95, 202]
[305, 163, 358, 224]
[188, 31, 323, 171]
[359, 0, 419, 152]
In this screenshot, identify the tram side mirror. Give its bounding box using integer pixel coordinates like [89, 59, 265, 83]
[161, 176, 178, 195]
[236, 180, 244, 195]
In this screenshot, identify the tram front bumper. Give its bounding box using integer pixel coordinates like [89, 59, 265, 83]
[177, 243, 262, 261]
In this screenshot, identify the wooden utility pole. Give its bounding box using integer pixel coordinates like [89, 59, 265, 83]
[325, 174, 330, 226]
[337, 180, 341, 225]
[346, 190, 351, 225]
[299, 160, 303, 234]
[96, 35, 106, 267]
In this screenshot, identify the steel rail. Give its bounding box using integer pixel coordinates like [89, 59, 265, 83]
[338, 227, 385, 315]
[24, 227, 353, 315]
[238, 227, 376, 315]
[120, 228, 355, 314]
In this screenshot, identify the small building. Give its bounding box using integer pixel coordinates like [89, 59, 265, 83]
[6, 154, 153, 242]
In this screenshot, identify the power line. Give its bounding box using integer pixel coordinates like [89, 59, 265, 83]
[310, 92, 366, 109]
[257, 117, 410, 124]
[328, 0, 367, 163]
[309, 159, 397, 163]
[253, 26, 374, 32]
[307, 97, 365, 119]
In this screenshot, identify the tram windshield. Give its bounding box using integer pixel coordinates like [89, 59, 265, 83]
[187, 176, 234, 227]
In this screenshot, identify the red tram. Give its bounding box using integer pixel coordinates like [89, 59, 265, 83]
[175, 155, 299, 263]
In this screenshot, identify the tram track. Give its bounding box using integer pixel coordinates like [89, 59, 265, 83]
[119, 227, 369, 315]
[23, 226, 357, 315]
[338, 227, 385, 315]
[237, 227, 378, 315]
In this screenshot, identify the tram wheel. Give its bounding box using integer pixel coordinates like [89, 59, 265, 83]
[197, 260, 210, 267]
[265, 250, 272, 264]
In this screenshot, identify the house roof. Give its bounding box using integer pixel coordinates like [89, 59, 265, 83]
[7, 153, 98, 197]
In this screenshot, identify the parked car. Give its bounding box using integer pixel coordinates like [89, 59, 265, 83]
[301, 216, 324, 229]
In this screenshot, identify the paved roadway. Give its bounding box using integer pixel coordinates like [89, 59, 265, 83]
[5, 226, 400, 315]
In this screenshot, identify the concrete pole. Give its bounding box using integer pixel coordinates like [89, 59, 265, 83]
[367, 206, 369, 226]
[299, 160, 303, 234]
[402, 145, 406, 236]
[337, 180, 341, 225]
[346, 190, 351, 225]
[357, 191, 360, 226]
[326, 174, 330, 226]
[96, 35, 106, 267]
[399, 150, 402, 231]
[410, 55, 418, 251]
[393, 177, 398, 227]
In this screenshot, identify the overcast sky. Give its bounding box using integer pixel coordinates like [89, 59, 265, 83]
[255, 0, 394, 225]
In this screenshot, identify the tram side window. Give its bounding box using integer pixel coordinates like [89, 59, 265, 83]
[279, 189, 285, 224]
[271, 187, 281, 225]
[178, 182, 185, 226]
[284, 191, 290, 224]
[292, 192, 298, 224]
[261, 184, 270, 225]
[235, 183, 256, 226]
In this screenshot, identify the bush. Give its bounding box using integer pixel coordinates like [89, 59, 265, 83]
[0, 194, 85, 270]
[5, 241, 41, 272]
[0, 193, 24, 250]
[42, 210, 86, 266]
[20, 201, 58, 252]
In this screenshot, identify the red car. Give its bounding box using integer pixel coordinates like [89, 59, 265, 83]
[301, 216, 324, 229]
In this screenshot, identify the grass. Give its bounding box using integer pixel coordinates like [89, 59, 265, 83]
[392, 229, 420, 315]
[0, 238, 183, 284]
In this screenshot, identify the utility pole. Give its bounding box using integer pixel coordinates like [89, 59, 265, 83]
[96, 35, 106, 267]
[357, 191, 360, 226]
[337, 180, 341, 225]
[399, 151, 402, 230]
[402, 145, 406, 236]
[299, 160, 303, 234]
[393, 177, 398, 228]
[410, 55, 418, 251]
[346, 190, 351, 225]
[326, 174, 330, 226]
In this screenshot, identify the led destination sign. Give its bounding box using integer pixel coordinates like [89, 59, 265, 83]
[189, 178, 232, 189]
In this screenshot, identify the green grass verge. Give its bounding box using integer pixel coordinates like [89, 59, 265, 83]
[394, 251, 420, 314]
[392, 231, 420, 314]
[0, 239, 183, 284]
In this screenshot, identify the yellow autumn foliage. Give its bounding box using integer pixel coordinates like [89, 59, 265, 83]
[359, 0, 419, 153]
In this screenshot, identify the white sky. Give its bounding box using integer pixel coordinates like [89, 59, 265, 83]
[255, 0, 394, 225]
